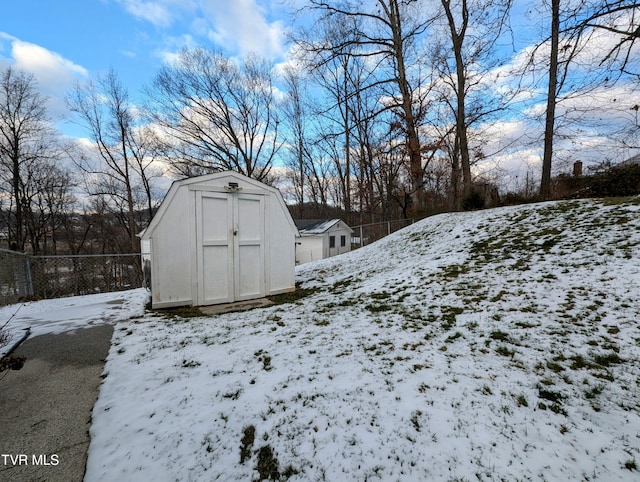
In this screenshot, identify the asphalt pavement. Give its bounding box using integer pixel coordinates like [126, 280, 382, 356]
[0, 324, 114, 482]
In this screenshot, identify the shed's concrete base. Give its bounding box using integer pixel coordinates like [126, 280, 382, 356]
[199, 298, 273, 315]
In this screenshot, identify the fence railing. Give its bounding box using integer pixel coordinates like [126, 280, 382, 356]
[29, 254, 143, 301]
[1, 220, 412, 306]
[0, 248, 33, 306]
[351, 219, 413, 248]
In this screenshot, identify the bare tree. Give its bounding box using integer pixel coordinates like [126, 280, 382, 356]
[435, 0, 512, 207]
[0, 67, 66, 251]
[281, 66, 313, 215]
[539, 0, 561, 199]
[146, 48, 282, 182]
[577, 0, 640, 74]
[296, 0, 433, 211]
[309, 38, 359, 214]
[67, 69, 157, 252]
[21, 161, 77, 254]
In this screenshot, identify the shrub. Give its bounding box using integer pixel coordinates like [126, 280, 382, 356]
[590, 164, 640, 197]
[463, 190, 485, 211]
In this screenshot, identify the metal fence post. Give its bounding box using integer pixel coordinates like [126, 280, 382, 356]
[0, 248, 34, 306]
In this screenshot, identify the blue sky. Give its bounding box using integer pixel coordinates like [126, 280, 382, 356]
[1, 0, 638, 188]
[0, 0, 290, 134]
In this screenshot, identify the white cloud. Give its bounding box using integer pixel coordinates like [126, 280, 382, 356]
[115, 0, 197, 27]
[124, 1, 288, 61]
[200, 0, 287, 59]
[0, 33, 88, 119]
[120, 1, 288, 67]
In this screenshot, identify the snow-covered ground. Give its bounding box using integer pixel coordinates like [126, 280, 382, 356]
[3, 197, 640, 481]
[0, 289, 148, 357]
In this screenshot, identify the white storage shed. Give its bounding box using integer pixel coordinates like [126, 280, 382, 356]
[294, 219, 353, 264]
[141, 171, 299, 308]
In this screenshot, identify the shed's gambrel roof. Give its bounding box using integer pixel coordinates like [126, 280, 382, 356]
[142, 171, 299, 240]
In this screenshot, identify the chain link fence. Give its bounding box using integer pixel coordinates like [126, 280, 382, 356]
[2, 220, 412, 307]
[351, 219, 413, 248]
[29, 254, 143, 300]
[0, 249, 33, 306]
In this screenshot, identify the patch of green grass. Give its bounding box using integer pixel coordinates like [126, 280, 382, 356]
[240, 425, 255, 464]
[255, 445, 280, 481]
[496, 345, 515, 357]
[157, 305, 207, 319]
[441, 306, 464, 330]
[540, 237, 559, 251]
[281, 464, 300, 479]
[445, 331, 463, 343]
[411, 410, 423, 431]
[370, 291, 392, 300]
[480, 384, 493, 395]
[268, 288, 317, 305]
[623, 458, 638, 471]
[591, 369, 615, 382]
[223, 388, 242, 400]
[600, 195, 640, 206]
[489, 290, 509, 302]
[181, 359, 201, 368]
[569, 354, 590, 370]
[365, 303, 393, 313]
[538, 388, 564, 404]
[593, 351, 624, 367]
[549, 403, 567, 416]
[489, 330, 511, 342]
[584, 384, 605, 400]
[512, 258, 531, 271]
[328, 277, 360, 294]
[546, 361, 565, 373]
[255, 350, 272, 371]
[440, 264, 470, 279]
[514, 320, 537, 328]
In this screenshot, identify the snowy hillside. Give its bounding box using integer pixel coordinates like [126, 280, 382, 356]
[85, 197, 640, 481]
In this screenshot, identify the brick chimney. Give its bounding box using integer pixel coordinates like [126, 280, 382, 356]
[573, 160, 583, 176]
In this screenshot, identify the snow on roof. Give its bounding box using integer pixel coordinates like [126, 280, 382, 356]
[619, 154, 640, 166]
[294, 219, 342, 235]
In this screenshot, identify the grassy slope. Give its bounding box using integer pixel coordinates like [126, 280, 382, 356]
[89, 197, 640, 481]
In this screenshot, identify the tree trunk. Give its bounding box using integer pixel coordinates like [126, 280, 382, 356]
[540, 0, 560, 200]
[442, 0, 472, 201]
[12, 156, 23, 249]
[389, 0, 424, 211]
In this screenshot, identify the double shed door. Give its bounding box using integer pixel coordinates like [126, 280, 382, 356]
[195, 190, 266, 306]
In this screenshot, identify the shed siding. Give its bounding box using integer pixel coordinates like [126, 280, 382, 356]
[328, 227, 352, 257]
[143, 171, 297, 308]
[151, 186, 193, 306]
[268, 196, 296, 292]
[296, 236, 324, 264]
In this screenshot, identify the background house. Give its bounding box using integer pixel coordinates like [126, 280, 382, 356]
[294, 219, 353, 264]
[141, 171, 299, 308]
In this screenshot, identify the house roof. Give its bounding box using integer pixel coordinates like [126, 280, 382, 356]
[294, 219, 353, 235]
[620, 154, 640, 166]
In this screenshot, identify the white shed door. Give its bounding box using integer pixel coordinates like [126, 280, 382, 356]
[196, 191, 265, 305]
